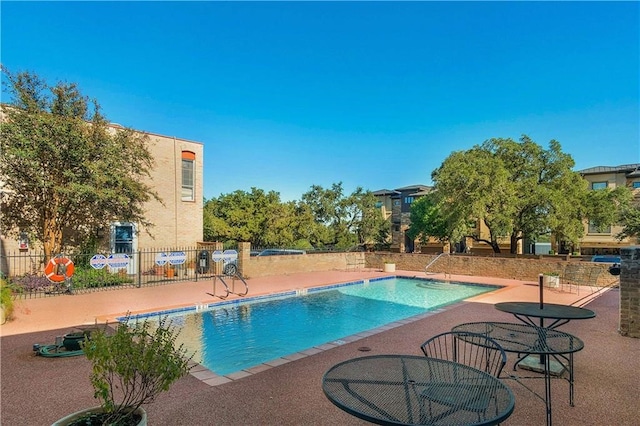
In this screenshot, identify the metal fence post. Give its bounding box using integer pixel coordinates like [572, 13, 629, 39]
[137, 250, 142, 288]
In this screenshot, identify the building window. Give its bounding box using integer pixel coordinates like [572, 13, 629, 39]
[591, 181, 607, 190]
[393, 200, 400, 206]
[633, 181, 640, 189]
[588, 221, 611, 234]
[404, 196, 414, 204]
[181, 151, 195, 201]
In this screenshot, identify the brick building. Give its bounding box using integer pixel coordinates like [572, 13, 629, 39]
[1, 123, 204, 273]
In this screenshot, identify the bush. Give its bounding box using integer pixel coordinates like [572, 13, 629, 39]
[81, 316, 193, 425]
[1, 278, 15, 321]
[72, 267, 134, 289]
[11, 274, 56, 293]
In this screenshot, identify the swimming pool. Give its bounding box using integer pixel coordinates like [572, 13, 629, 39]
[128, 277, 500, 376]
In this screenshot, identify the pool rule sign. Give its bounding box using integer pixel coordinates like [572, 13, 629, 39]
[89, 254, 108, 269]
[107, 253, 130, 270]
[155, 251, 187, 266]
[89, 253, 130, 270]
[211, 250, 237, 263]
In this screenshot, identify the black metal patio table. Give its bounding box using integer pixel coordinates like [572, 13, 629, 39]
[494, 301, 596, 329]
[452, 322, 584, 426]
[322, 354, 515, 426]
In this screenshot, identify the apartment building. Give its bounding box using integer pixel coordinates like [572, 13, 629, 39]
[375, 163, 640, 255]
[373, 185, 434, 253]
[577, 163, 640, 255]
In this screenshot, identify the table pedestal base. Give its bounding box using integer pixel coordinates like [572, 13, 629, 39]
[519, 355, 566, 376]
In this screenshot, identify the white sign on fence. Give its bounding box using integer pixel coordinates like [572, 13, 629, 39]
[155, 252, 168, 266]
[89, 254, 108, 269]
[107, 253, 130, 269]
[211, 249, 237, 263]
[167, 251, 187, 265]
[155, 251, 187, 266]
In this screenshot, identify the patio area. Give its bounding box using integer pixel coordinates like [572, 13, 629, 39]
[1, 270, 638, 425]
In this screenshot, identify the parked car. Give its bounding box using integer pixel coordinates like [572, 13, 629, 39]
[591, 255, 621, 264]
[223, 261, 238, 275]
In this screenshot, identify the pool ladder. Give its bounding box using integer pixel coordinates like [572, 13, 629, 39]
[425, 253, 451, 279]
[207, 272, 249, 299]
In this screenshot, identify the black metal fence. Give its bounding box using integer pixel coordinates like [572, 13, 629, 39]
[1, 245, 237, 299]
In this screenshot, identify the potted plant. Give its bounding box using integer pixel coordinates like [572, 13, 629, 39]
[164, 264, 176, 278]
[1, 278, 15, 324]
[53, 315, 192, 426]
[185, 258, 196, 276]
[383, 259, 396, 273]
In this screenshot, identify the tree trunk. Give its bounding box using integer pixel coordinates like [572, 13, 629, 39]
[43, 212, 63, 261]
[510, 234, 519, 254]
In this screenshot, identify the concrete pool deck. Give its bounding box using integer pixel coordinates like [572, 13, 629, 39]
[2, 270, 637, 425]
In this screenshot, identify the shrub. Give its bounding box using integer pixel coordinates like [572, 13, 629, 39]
[81, 316, 193, 425]
[0, 278, 14, 321]
[72, 267, 134, 289]
[12, 274, 56, 293]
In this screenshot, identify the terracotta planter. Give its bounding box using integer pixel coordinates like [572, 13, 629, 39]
[165, 269, 175, 278]
[52, 406, 147, 426]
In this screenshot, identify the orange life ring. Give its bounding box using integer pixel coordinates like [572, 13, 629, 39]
[44, 256, 75, 283]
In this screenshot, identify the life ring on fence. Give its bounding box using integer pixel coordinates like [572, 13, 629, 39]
[44, 256, 75, 283]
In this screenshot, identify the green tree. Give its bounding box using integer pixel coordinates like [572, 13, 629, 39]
[617, 203, 640, 242]
[0, 69, 159, 260]
[346, 188, 389, 247]
[301, 183, 386, 250]
[407, 192, 451, 245]
[203, 188, 277, 244]
[432, 135, 589, 253]
[584, 186, 633, 233]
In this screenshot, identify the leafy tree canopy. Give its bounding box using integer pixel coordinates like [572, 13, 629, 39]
[617, 204, 640, 242]
[431, 135, 596, 253]
[0, 68, 159, 259]
[302, 182, 388, 249]
[204, 183, 388, 251]
[407, 192, 450, 244]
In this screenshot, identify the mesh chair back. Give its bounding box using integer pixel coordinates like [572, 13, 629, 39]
[420, 331, 507, 377]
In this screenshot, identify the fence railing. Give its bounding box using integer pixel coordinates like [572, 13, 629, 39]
[1, 245, 237, 299]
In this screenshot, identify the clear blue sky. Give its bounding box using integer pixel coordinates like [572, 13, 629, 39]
[2, 1, 638, 202]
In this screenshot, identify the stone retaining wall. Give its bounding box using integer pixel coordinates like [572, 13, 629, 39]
[619, 247, 639, 338]
[238, 247, 614, 287]
[364, 252, 614, 286]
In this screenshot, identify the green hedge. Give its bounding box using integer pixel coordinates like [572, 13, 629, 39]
[72, 268, 134, 289]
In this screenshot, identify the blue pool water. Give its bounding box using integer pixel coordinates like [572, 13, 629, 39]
[132, 277, 500, 375]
